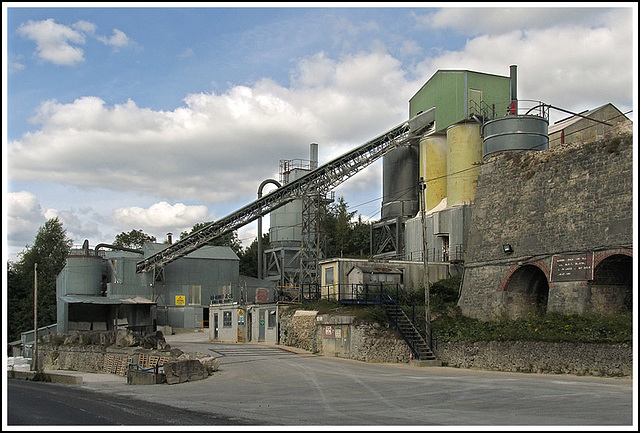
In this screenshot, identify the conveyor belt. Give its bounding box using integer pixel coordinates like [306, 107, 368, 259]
[136, 108, 435, 274]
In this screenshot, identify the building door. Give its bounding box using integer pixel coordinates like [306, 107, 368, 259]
[213, 313, 219, 340]
[258, 309, 266, 342]
[202, 307, 209, 328]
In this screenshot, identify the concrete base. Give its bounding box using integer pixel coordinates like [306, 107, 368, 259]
[127, 370, 166, 385]
[410, 359, 443, 367]
[8, 370, 83, 384]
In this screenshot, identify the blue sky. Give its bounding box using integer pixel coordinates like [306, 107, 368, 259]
[3, 3, 637, 261]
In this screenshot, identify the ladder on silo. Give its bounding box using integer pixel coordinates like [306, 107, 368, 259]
[135, 108, 435, 276]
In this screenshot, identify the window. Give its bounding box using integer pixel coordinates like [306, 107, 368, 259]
[223, 311, 232, 328]
[268, 310, 276, 328]
[188, 285, 202, 305]
[325, 267, 334, 285]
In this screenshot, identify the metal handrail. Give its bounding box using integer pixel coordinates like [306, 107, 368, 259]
[302, 282, 436, 355]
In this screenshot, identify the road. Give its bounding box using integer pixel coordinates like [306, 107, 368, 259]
[7, 379, 260, 426]
[6, 331, 636, 427]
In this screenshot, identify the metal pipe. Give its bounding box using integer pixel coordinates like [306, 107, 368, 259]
[257, 179, 282, 279]
[95, 243, 144, 255]
[510, 65, 518, 114]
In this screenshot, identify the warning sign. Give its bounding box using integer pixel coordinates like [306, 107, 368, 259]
[324, 325, 335, 338]
[175, 295, 186, 306]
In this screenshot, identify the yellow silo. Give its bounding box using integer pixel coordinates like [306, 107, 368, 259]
[419, 134, 448, 212]
[446, 123, 482, 206]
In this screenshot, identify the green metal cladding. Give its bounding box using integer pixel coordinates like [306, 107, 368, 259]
[409, 70, 511, 133]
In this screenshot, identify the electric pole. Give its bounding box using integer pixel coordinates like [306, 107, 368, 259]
[419, 178, 431, 350]
[33, 263, 39, 372]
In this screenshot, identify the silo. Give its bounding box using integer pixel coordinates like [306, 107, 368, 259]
[446, 123, 482, 207]
[419, 134, 448, 212]
[381, 145, 419, 220]
[63, 254, 103, 296]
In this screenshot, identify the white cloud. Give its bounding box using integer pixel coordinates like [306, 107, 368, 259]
[7, 191, 47, 249]
[72, 20, 97, 35]
[415, 7, 624, 35]
[17, 18, 87, 66]
[8, 51, 413, 207]
[97, 28, 131, 48]
[16, 18, 133, 66]
[111, 202, 211, 235]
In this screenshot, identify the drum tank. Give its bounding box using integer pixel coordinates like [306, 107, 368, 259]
[482, 115, 549, 157]
[446, 123, 482, 207]
[419, 134, 448, 212]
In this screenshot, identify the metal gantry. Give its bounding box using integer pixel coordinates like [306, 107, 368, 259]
[136, 108, 436, 276]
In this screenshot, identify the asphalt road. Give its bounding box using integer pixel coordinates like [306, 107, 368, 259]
[6, 331, 636, 427]
[7, 379, 259, 426]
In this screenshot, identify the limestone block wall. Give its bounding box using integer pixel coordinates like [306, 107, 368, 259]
[435, 341, 632, 377]
[459, 132, 633, 320]
[277, 309, 632, 376]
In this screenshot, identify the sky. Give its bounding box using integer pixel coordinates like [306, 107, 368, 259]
[3, 3, 638, 263]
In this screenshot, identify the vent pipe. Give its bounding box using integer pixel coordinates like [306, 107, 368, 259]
[509, 65, 518, 114]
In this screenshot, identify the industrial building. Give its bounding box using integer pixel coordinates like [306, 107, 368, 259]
[49, 63, 632, 348]
[56, 238, 240, 332]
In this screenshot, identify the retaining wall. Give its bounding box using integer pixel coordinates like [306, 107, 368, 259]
[278, 308, 633, 377]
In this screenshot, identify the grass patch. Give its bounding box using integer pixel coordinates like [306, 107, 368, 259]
[432, 308, 632, 344]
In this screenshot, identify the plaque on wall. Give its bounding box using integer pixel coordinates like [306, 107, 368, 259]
[550, 252, 594, 282]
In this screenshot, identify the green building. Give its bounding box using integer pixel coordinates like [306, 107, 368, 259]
[409, 69, 512, 133]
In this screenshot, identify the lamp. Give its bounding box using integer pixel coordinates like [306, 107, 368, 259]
[502, 244, 513, 254]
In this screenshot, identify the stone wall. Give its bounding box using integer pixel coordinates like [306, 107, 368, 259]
[435, 341, 632, 377]
[278, 308, 632, 377]
[459, 132, 633, 320]
[279, 308, 411, 363]
[36, 329, 179, 374]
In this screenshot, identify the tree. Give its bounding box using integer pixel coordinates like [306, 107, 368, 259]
[179, 222, 243, 256]
[239, 234, 271, 278]
[113, 229, 156, 249]
[324, 196, 370, 258]
[7, 217, 73, 342]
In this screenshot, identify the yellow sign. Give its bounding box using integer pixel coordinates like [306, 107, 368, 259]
[175, 295, 186, 306]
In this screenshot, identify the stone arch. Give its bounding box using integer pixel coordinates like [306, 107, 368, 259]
[589, 253, 633, 314]
[503, 264, 550, 319]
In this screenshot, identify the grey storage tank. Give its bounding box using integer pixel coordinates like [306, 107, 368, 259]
[381, 144, 419, 219]
[482, 113, 549, 158]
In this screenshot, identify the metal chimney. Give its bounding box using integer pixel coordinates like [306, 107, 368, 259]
[510, 65, 518, 114]
[310, 143, 318, 170]
[167, 232, 173, 244]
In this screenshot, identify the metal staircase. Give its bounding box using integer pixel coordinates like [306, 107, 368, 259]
[136, 108, 435, 275]
[382, 302, 436, 361]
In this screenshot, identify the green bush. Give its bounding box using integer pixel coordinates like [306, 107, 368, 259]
[429, 276, 461, 313]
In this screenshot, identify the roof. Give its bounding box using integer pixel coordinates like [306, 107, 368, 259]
[59, 295, 156, 305]
[142, 243, 239, 261]
[548, 103, 625, 133]
[347, 265, 403, 275]
[410, 68, 509, 102]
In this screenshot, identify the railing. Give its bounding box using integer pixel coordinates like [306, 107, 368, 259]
[299, 282, 436, 354]
[470, 99, 550, 122]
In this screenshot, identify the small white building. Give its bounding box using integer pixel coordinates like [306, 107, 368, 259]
[209, 302, 279, 344]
